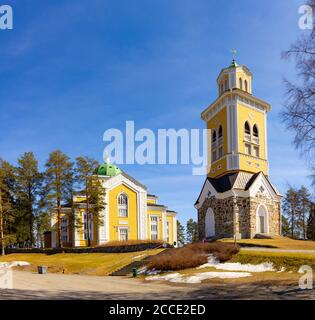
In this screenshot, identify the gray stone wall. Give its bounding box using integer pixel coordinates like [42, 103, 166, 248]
[198, 195, 281, 239]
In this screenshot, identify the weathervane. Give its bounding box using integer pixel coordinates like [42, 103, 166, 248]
[231, 49, 237, 61]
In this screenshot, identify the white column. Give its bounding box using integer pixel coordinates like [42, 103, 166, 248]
[162, 210, 167, 241]
[173, 216, 177, 247]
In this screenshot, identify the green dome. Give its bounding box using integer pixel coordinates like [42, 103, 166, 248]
[95, 161, 122, 177]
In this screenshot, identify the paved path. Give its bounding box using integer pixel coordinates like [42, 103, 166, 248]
[241, 247, 315, 254]
[0, 271, 314, 300]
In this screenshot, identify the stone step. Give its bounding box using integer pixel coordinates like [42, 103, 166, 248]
[110, 249, 170, 276]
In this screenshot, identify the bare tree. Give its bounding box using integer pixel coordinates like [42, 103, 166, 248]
[282, 1, 315, 162]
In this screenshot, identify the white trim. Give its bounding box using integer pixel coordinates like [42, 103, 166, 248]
[118, 226, 129, 241]
[117, 192, 128, 218]
[173, 215, 177, 246]
[162, 210, 167, 241]
[149, 214, 160, 241]
[195, 173, 281, 209]
[264, 111, 268, 162]
[104, 174, 147, 241]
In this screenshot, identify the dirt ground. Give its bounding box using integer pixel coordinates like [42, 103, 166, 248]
[0, 270, 314, 300]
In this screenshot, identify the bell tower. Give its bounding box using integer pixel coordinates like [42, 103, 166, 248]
[202, 59, 270, 178]
[195, 58, 281, 240]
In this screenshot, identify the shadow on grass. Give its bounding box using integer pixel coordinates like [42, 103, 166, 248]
[0, 283, 313, 300]
[237, 243, 278, 249]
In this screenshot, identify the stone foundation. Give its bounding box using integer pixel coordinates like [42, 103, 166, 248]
[198, 195, 281, 239]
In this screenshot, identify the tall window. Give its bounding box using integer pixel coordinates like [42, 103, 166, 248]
[212, 149, 217, 163]
[244, 80, 248, 92]
[150, 216, 159, 240]
[239, 78, 243, 90]
[253, 124, 259, 137]
[118, 193, 128, 217]
[253, 146, 259, 158]
[82, 212, 93, 241]
[119, 227, 128, 241]
[212, 130, 217, 143]
[245, 143, 251, 155]
[244, 121, 251, 135]
[218, 125, 223, 138]
[166, 221, 170, 243]
[224, 79, 228, 91]
[218, 146, 223, 159]
[61, 216, 68, 242]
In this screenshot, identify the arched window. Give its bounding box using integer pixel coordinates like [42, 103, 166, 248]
[239, 78, 243, 90]
[244, 80, 248, 92]
[118, 193, 128, 217]
[224, 79, 228, 91]
[244, 121, 251, 135]
[212, 130, 217, 143]
[253, 124, 259, 137]
[218, 125, 223, 138]
[220, 84, 223, 95]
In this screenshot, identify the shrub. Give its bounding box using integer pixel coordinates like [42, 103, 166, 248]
[97, 240, 163, 247]
[148, 242, 239, 271]
[5, 240, 165, 255]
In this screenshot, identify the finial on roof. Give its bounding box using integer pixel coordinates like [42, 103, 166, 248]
[230, 49, 239, 67]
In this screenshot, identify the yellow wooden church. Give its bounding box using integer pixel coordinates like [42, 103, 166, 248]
[50, 161, 177, 247]
[195, 59, 281, 239]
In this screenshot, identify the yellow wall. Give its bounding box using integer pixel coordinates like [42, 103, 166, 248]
[147, 198, 157, 204]
[76, 208, 99, 247]
[108, 184, 138, 241]
[236, 70, 251, 93]
[207, 106, 228, 177]
[237, 102, 268, 175]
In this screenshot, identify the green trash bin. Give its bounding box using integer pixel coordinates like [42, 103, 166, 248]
[37, 266, 47, 274]
[132, 268, 138, 278]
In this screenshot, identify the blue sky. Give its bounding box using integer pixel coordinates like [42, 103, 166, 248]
[0, 0, 313, 224]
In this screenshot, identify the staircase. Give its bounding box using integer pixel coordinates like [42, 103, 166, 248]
[110, 256, 151, 276]
[110, 249, 169, 276]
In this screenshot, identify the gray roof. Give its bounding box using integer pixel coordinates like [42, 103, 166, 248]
[195, 171, 280, 205]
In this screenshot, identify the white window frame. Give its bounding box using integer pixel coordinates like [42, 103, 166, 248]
[118, 193, 128, 218]
[150, 215, 159, 241]
[166, 221, 170, 243]
[118, 227, 129, 241]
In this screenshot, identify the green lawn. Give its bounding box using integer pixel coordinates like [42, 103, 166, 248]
[0, 249, 163, 276]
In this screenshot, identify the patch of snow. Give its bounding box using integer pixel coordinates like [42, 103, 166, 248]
[146, 271, 251, 284]
[146, 273, 181, 281]
[277, 267, 286, 273]
[0, 261, 30, 268]
[145, 269, 162, 275]
[197, 255, 275, 272]
[132, 254, 146, 260]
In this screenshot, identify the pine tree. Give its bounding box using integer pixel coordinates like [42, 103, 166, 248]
[281, 215, 291, 237]
[44, 150, 73, 248]
[186, 218, 198, 243]
[75, 156, 105, 247]
[298, 186, 311, 239]
[0, 159, 16, 255]
[16, 152, 42, 245]
[176, 220, 185, 246]
[282, 187, 300, 238]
